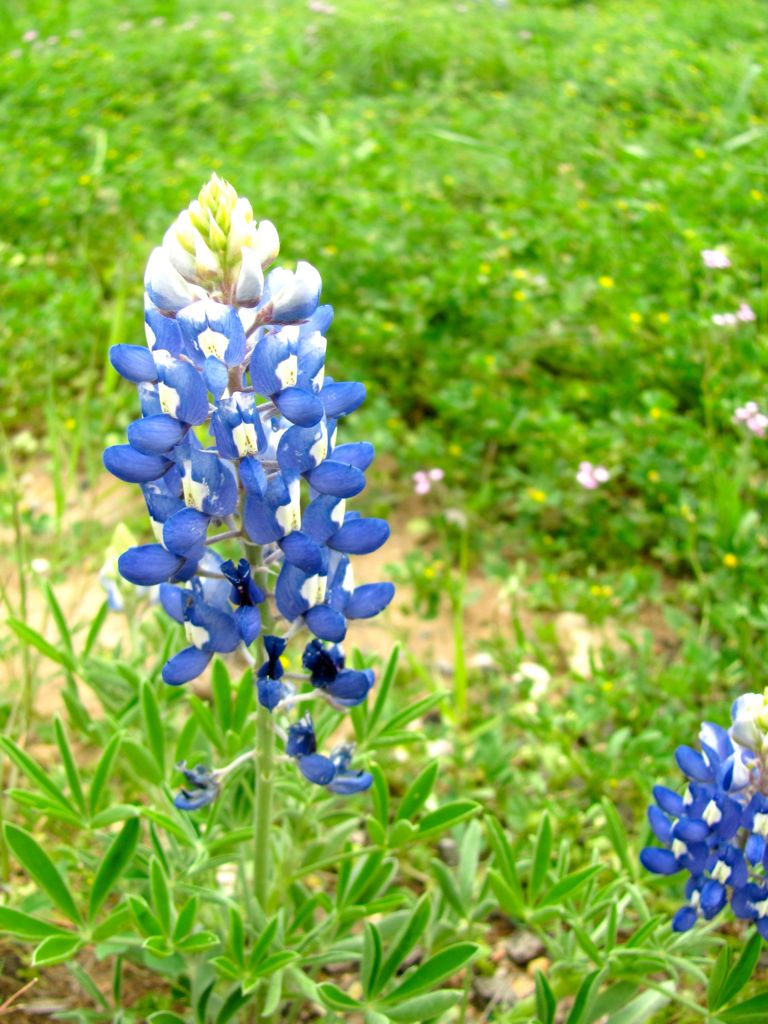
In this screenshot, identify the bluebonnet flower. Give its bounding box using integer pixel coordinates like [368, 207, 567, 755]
[173, 763, 220, 811]
[641, 696, 768, 937]
[105, 174, 393, 806]
[286, 715, 371, 794]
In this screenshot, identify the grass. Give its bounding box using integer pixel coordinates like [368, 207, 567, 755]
[2, 0, 768, 1020]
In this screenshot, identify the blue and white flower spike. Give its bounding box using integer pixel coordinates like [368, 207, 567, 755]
[641, 691, 768, 937]
[105, 174, 390, 811]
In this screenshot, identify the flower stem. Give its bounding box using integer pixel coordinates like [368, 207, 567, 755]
[253, 702, 275, 912]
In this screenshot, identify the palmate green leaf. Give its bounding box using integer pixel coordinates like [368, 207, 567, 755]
[535, 970, 556, 1024]
[716, 932, 762, 1009]
[373, 895, 431, 997]
[431, 859, 466, 919]
[123, 737, 163, 785]
[173, 896, 198, 942]
[5, 824, 82, 924]
[708, 943, 732, 1011]
[0, 906, 71, 940]
[531, 812, 552, 899]
[54, 716, 87, 815]
[7, 617, 78, 672]
[212, 659, 232, 733]
[416, 800, 480, 840]
[216, 985, 252, 1024]
[566, 968, 603, 1024]
[539, 865, 602, 907]
[362, 921, 383, 998]
[150, 858, 172, 936]
[88, 817, 140, 921]
[32, 933, 84, 966]
[7, 790, 83, 827]
[141, 680, 166, 776]
[719, 994, 768, 1022]
[367, 644, 400, 735]
[176, 931, 220, 953]
[374, 693, 445, 741]
[91, 903, 133, 942]
[0, 735, 75, 814]
[384, 990, 463, 1021]
[249, 950, 299, 980]
[488, 868, 525, 919]
[89, 732, 123, 817]
[383, 942, 478, 1003]
[318, 982, 363, 1011]
[396, 761, 439, 822]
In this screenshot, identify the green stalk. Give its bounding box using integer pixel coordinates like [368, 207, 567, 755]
[451, 526, 470, 723]
[253, 702, 276, 912]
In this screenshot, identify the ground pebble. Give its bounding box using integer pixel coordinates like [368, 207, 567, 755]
[505, 930, 545, 965]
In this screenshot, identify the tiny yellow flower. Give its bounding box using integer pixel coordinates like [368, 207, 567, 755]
[590, 584, 602, 596]
[64, 417, 76, 430]
[598, 276, 614, 289]
[694, 147, 706, 159]
[423, 566, 435, 579]
[751, 189, 763, 202]
[602, 680, 614, 692]
[382, 321, 395, 332]
[448, 443, 462, 457]
[616, 199, 629, 211]
[442, 174, 456, 187]
[602, 585, 613, 597]
[479, 262, 492, 274]
[401, 199, 414, 212]
[512, 268, 528, 280]
[577, 199, 589, 210]
[386, 417, 399, 430]
[647, 469, 661, 483]
[723, 553, 739, 568]
[656, 312, 670, 324]
[650, 407, 662, 420]
[78, 174, 91, 186]
[629, 311, 643, 324]
[513, 290, 527, 302]
[321, 244, 338, 257]
[681, 504, 696, 523]
[526, 487, 547, 503]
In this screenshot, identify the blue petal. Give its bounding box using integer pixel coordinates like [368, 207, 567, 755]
[277, 423, 328, 473]
[127, 414, 187, 456]
[671, 906, 698, 932]
[326, 771, 373, 795]
[160, 583, 187, 623]
[305, 460, 365, 497]
[331, 441, 374, 470]
[162, 647, 213, 685]
[325, 668, 375, 707]
[235, 605, 261, 646]
[280, 531, 325, 573]
[330, 517, 390, 555]
[258, 676, 286, 711]
[163, 507, 210, 556]
[674, 746, 713, 783]
[155, 357, 210, 426]
[109, 344, 158, 383]
[274, 387, 324, 427]
[186, 596, 240, 653]
[178, 447, 239, 518]
[699, 879, 727, 919]
[103, 445, 172, 484]
[653, 785, 685, 817]
[119, 545, 183, 586]
[203, 356, 229, 400]
[640, 848, 680, 875]
[672, 818, 710, 844]
[275, 563, 312, 621]
[345, 582, 395, 619]
[304, 604, 347, 643]
[648, 805, 672, 844]
[145, 303, 185, 357]
[286, 716, 317, 757]
[298, 753, 336, 786]
[249, 329, 293, 396]
[320, 381, 366, 418]
[302, 495, 346, 544]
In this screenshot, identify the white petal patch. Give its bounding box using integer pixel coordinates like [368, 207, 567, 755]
[232, 422, 260, 456]
[754, 812, 768, 837]
[331, 499, 346, 527]
[702, 800, 722, 826]
[182, 462, 210, 509]
[309, 426, 328, 467]
[150, 517, 164, 543]
[300, 574, 327, 606]
[671, 839, 688, 859]
[752, 896, 768, 918]
[312, 365, 325, 391]
[711, 860, 731, 885]
[185, 622, 210, 649]
[275, 353, 298, 388]
[341, 561, 355, 595]
[275, 478, 301, 535]
[198, 327, 229, 360]
[158, 382, 180, 417]
[145, 321, 157, 349]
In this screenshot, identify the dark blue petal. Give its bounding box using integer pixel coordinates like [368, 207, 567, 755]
[298, 753, 336, 786]
[275, 563, 313, 620]
[672, 818, 710, 844]
[119, 545, 184, 585]
[331, 441, 375, 470]
[280, 531, 325, 573]
[700, 880, 727, 919]
[160, 583, 187, 623]
[329, 517, 390, 555]
[235, 605, 261, 646]
[174, 786, 218, 811]
[674, 746, 713, 783]
[653, 785, 685, 818]
[258, 676, 285, 711]
[109, 344, 158, 383]
[127, 414, 187, 456]
[640, 847, 681, 875]
[203, 356, 229, 399]
[302, 495, 346, 544]
[324, 668, 375, 707]
[305, 460, 365, 498]
[304, 604, 347, 643]
[186, 597, 240, 653]
[104, 445, 172, 484]
[672, 906, 698, 932]
[286, 715, 317, 757]
[163, 507, 210, 557]
[277, 423, 328, 473]
[155, 357, 210, 426]
[274, 387, 324, 427]
[162, 646, 213, 685]
[320, 381, 366, 418]
[239, 456, 269, 494]
[345, 582, 395, 620]
[648, 806, 672, 844]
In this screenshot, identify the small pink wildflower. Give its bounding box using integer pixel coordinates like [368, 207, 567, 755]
[308, 0, 336, 12]
[22, 30, 38, 43]
[737, 303, 756, 322]
[701, 249, 731, 269]
[412, 468, 444, 495]
[733, 402, 768, 438]
[712, 303, 756, 327]
[576, 461, 610, 490]
[712, 312, 739, 327]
